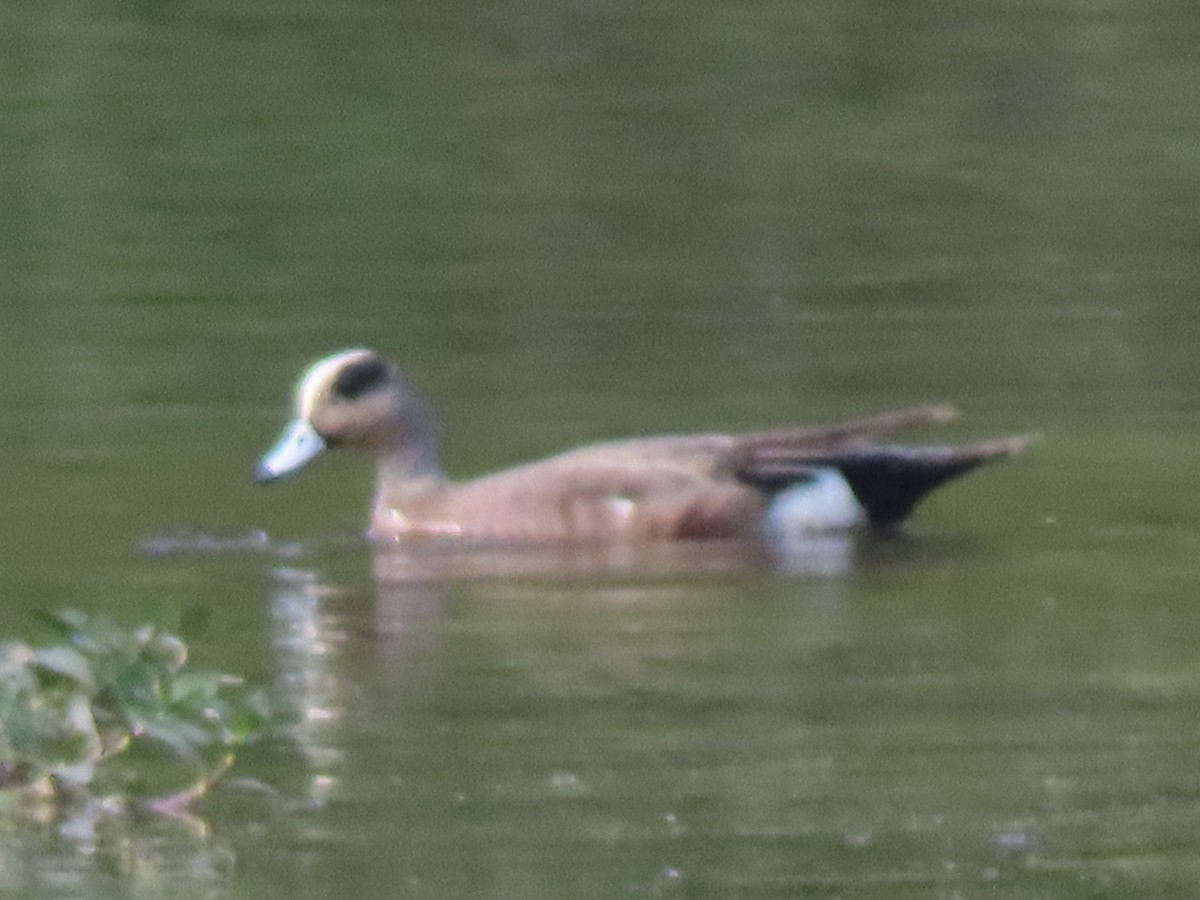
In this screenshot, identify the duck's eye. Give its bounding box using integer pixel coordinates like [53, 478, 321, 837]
[332, 358, 390, 400]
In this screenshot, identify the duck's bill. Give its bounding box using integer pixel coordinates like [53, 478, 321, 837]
[255, 419, 326, 483]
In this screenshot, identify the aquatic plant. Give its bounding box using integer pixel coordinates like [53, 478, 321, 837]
[0, 610, 267, 814]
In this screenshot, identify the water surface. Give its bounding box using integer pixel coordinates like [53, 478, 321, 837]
[3, 0, 1200, 896]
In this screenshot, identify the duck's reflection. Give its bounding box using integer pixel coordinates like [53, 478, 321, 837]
[265, 528, 929, 817]
[268, 531, 861, 719]
[367, 532, 854, 582]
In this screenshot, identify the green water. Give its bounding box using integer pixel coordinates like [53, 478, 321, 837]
[4, 0, 1200, 896]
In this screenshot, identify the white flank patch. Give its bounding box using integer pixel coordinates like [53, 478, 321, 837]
[606, 496, 637, 524]
[765, 468, 864, 537]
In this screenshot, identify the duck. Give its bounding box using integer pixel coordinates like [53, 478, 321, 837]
[255, 348, 1031, 542]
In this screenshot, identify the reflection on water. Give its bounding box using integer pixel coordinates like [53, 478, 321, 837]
[0, 802, 236, 897]
[269, 568, 348, 810]
[368, 533, 845, 582]
[235, 524, 1200, 899]
[23, 511, 1200, 899]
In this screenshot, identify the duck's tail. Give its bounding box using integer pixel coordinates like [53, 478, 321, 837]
[735, 419, 1034, 527]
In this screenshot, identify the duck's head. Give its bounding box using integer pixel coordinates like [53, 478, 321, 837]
[255, 349, 440, 483]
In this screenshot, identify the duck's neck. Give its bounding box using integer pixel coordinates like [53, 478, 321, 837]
[378, 445, 443, 485]
[374, 396, 446, 505]
[367, 383, 456, 540]
[384, 390, 443, 469]
[372, 441, 449, 539]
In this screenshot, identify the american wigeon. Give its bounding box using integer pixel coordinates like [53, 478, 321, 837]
[256, 349, 1031, 542]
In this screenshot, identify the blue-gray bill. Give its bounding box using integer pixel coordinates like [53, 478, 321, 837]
[254, 419, 326, 483]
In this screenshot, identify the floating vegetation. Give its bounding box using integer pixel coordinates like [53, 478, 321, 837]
[0, 610, 269, 818]
[137, 528, 307, 559]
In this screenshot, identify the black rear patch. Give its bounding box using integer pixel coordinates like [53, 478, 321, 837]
[332, 357, 390, 399]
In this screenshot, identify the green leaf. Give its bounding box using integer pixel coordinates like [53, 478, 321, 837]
[49, 758, 95, 787]
[33, 609, 87, 640]
[132, 715, 214, 758]
[168, 671, 234, 712]
[31, 647, 95, 691]
[0, 609, 275, 808]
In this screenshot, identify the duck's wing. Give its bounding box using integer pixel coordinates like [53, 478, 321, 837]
[730, 432, 1034, 527]
[529, 404, 966, 475]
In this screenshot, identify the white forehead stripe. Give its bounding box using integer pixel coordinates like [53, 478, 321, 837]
[295, 348, 374, 419]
